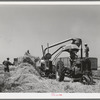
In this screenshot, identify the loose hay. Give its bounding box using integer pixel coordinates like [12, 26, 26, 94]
[1, 54, 100, 93]
[3, 62, 48, 92]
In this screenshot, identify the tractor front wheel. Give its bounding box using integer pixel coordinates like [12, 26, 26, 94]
[81, 75, 91, 85]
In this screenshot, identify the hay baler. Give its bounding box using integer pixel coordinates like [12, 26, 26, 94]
[40, 38, 94, 84]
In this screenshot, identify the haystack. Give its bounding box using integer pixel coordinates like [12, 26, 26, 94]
[16, 53, 40, 66]
[3, 53, 49, 92]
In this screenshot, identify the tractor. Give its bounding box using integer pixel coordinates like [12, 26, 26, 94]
[39, 38, 95, 85]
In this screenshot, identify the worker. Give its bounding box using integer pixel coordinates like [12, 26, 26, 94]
[84, 44, 89, 57]
[27, 50, 30, 54]
[57, 58, 64, 71]
[69, 50, 78, 67]
[3, 58, 14, 72]
[56, 58, 65, 78]
[25, 50, 30, 55]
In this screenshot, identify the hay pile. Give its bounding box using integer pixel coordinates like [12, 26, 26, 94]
[2, 54, 49, 92]
[1, 53, 100, 93]
[16, 53, 40, 66]
[63, 80, 100, 93]
[3, 63, 49, 92]
[2, 64, 100, 93]
[42, 79, 66, 93]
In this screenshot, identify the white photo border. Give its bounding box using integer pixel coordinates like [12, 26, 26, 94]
[0, 1, 99, 99]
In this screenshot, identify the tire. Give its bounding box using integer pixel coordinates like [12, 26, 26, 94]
[81, 75, 91, 85]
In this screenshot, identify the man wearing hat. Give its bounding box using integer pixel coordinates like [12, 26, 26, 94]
[84, 44, 89, 57]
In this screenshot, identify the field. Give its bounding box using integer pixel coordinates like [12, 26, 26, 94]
[0, 64, 100, 93]
[0, 54, 100, 93]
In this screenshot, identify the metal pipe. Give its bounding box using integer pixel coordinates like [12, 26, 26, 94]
[47, 43, 49, 53]
[81, 41, 83, 59]
[41, 45, 44, 58]
[44, 38, 73, 55]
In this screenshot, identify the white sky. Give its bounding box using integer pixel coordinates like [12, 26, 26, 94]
[0, 5, 100, 65]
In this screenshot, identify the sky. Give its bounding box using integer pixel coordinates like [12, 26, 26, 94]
[0, 5, 100, 65]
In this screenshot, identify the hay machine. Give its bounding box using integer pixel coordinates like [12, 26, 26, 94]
[39, 38, 94, 85]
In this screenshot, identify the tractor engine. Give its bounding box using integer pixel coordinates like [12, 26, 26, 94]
[40, 59, 53, 77]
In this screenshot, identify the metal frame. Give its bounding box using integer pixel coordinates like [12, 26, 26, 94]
[41, 38, 83, 59]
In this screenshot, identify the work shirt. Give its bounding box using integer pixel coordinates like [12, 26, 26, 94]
[85, 46, 89, 57]
[56, 60, 64, 72]
[3, 60, 13, 68]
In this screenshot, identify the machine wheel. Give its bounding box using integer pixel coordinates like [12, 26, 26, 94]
[81, 75, 91, 85]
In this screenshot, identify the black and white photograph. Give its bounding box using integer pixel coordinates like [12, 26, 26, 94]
[0, 2, 99, 96]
